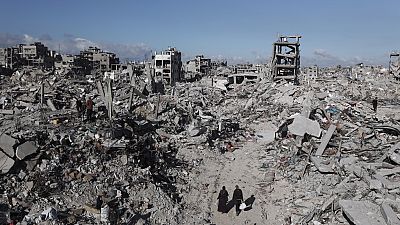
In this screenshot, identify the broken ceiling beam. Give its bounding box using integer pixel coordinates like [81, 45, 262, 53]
[315, 124, 336, 156]
[47, 99, 57, 111]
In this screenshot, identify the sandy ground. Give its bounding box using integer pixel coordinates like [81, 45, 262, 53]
[180, 121, 295, 225]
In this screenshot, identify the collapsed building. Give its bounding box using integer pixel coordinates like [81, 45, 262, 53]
[270, 35, 301, 83]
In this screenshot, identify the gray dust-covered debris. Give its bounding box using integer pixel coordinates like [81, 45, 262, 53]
[1, 41, 400, 225]
[339, 200, 386, 225]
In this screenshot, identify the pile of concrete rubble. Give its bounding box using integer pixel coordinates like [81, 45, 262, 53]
[1, 68, 400, 225]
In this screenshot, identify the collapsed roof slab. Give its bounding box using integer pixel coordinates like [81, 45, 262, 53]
[0, 151, 14, 174]
[0, 134, 16, 157]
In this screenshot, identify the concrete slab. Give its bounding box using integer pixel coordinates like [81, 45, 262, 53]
[16, 141, 38, 160]
[315, 124, 336, 156]
[339, 200, 386, 225]
[288, 114, 321, 137]
[0, 109, 14, 115]
[310, 156, 334, 173]
[380, 203, 400, 225]
[0, 151, 14, 174]
[0, 134, 16, 157]
[389, 152, 400, 165]
[377, 167, 400, 176]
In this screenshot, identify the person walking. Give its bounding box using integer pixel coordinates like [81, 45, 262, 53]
[76, 97, 84, 121]
[233, 185, 243, 216]
[86, 97, 94, 122]
[217, 186, 229, 213]
[372, 97, 378, 113]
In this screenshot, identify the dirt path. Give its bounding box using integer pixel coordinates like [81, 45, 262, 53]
[208, 122, 292, 225]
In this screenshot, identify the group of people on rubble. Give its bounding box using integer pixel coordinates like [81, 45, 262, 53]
[75, 96, 94, 122]
[217, 185, 255, 216]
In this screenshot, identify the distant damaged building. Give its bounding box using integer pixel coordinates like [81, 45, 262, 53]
[270, 35, 301, 82]
[1, 42, 54, 70]
[302, 65, 318, 81]
[78, 46, 119, 73]
[389, 52, 400, 79]
[185, 55, 211, 75]
[153, 47, 182, 85]
[20, 42, 55, 68]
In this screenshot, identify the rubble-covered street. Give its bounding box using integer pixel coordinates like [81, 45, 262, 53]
[1, 64, 400, 225]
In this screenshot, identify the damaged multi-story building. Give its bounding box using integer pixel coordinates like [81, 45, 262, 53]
[54, 54, 75, 69]
[0, 42, 55, 70]
[153, 47, 182, 85]
[302, 65, 318, 82]
[78, 46, 119, 74]
[270, 35, 301, 83]
[185, 55, 211, 76]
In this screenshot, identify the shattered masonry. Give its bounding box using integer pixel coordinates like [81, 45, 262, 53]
[1, 39, 400, 225]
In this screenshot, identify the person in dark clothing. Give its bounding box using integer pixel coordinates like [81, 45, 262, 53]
[76, 98, 84, 120]
[96, 195, 103, 209]
[86, 97, 94, 121]
[217, 186, 229, 213]
[372, 97, 378, 113]
[233, 185, 243, 216]
[76, 98, 83, 112]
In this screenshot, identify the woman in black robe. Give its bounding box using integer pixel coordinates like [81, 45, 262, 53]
[217, 186, 229, 213]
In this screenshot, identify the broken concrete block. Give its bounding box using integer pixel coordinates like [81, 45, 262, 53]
[389, 152, 400, 165]
[315, 124, 336, 156]
[0, 109, 14, 115]
[288, 114, 321, 137]
[0, 151, 14, 174]
[16, 141, 38, 160]
[380, 203, 400, 225]
[120, 155, 128, 165]
[315, 92, 328, 100]
[339, 155, 358, 167]
[0, 134, 16, 157]
[310, 156, 334, 173]
[339, 200, 386, 225]
[188, 126, 207, 137]
[377, 167, 400, 176]
[373, 173, 400, 190]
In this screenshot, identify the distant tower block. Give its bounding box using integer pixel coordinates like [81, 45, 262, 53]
[270, 35, 301, 82]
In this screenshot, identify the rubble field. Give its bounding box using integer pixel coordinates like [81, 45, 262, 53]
[1, 69, 400, 225]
